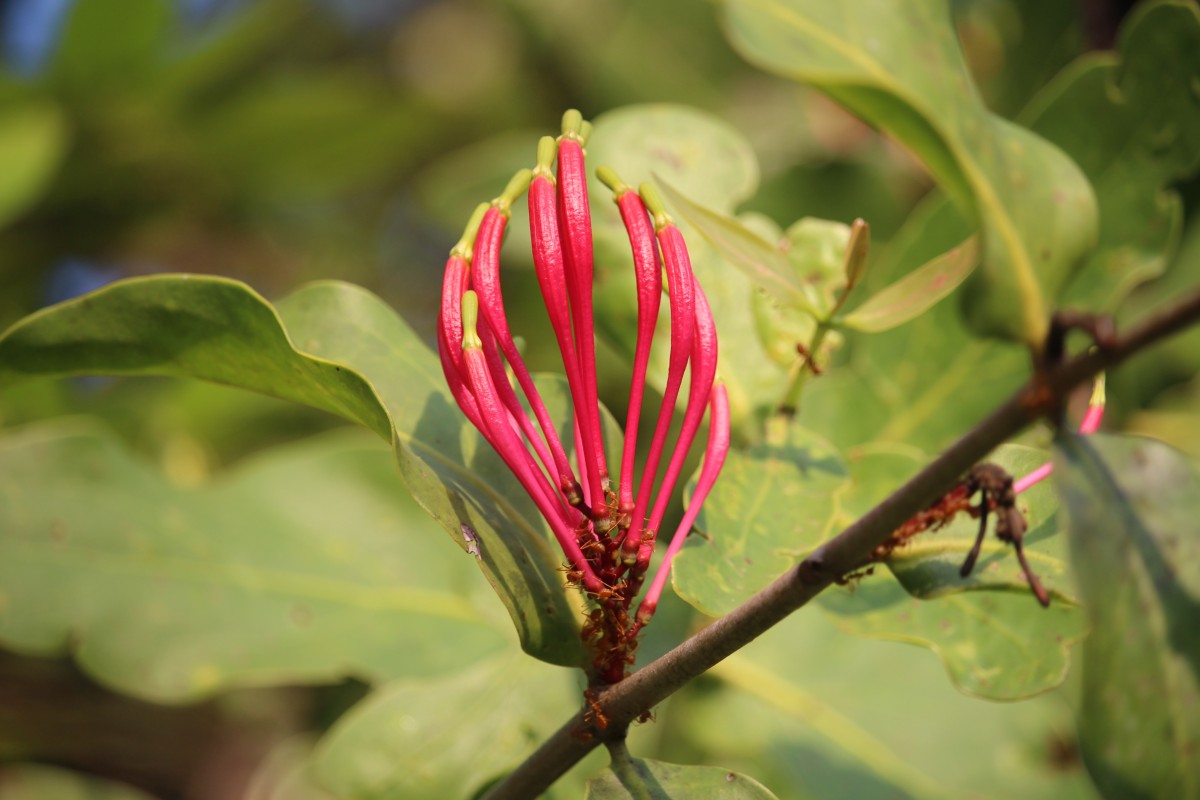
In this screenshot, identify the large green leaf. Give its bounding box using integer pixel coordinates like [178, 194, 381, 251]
[313, 652, 578, 800]
[1055, 434, 1200, 798]
[720, 0, 1098, 343]
[0, 423, 509, 702]
[679, 609, 1096, 798]
[0, 276, 391, 438]
[0, 764, 155, 800]
[819, 580, 1084, 701]
[585, 757, 779, 800]
[671, 424, 849, 618]
[0, 275, 587, 667]
[1024, 0, 1200, 312]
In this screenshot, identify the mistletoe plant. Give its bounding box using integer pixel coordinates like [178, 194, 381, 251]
[438, 114, 730, 690]
[0, 1, 1199, 799]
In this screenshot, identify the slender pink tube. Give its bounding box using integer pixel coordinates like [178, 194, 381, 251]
[637, 281, 718, 572]
[528, 139, 593, 508]
[437, 203, 490, 428]
[597, 166, 662, 522]
[634, 382, 731, 629]
[624, 189, 696, 559]
[473, 193, 581, 504]
[1013, 378, 1106, 495]
[556, 117, 609, 512]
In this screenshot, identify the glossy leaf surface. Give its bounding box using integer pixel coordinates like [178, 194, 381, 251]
[1055, 434, 1200, 797]
[314, 653, 578, 800]
[0, 424, 508, 702]
[1027, 0, 1200, 312]
[671, 424, 848, 618]
[721, 0, 1098, 343]
[0, 276, 589, 667]
[683, 609, 1095, 797]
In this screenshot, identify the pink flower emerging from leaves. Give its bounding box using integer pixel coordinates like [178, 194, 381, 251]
[437, 111, 729, 682]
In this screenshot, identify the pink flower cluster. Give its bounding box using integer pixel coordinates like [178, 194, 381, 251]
[436, 111, 730, 659]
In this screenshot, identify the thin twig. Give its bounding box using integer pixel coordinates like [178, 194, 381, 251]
[482, 287, 1200, 800]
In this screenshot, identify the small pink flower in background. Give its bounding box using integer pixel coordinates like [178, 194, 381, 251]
[437, 111, 729, 683]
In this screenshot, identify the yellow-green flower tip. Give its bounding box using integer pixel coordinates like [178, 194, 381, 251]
[535, 136, 557, 177]
[461, 291, 483, 350]
[596, 165, 630, 198]
[495, 169, 532, 214]
[638, 182, 671, 229]
[451, 202, 490, 259]
[561, 109, 584, 138]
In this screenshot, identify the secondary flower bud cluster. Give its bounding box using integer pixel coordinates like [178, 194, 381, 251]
[436, 111, 729, 680]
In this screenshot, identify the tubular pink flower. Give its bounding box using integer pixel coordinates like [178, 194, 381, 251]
[461, 291, 602, 593]
[624, 184, 696, 560]
[528, 138, 593, 509]
[634, 382, 731, 631]
[472, 175, 581, 506]
[637, 280, 719, 572]
[438, 203, 490, 428]
[597, 167, 662, 524]
[557, 113, 610, 512]
[477, 316, 579, 528]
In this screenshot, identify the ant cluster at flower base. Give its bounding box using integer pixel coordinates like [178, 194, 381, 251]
[437, 110, 730, 687]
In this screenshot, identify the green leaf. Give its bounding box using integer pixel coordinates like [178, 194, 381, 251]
[839, 238, 978, 333]
[0, 276, 391, 438]
[586, 757, 779, 800]
[1054, 434, 1200, 797]
[671, 424, 849, 618]
[1024, 0, 1200, 312]
[0, 423, 509, 702]
[819, 579, 1084, 701]
[0, 275, 587, 668]
[587, 104, 759, 213]
[314, 652, 578, 800]
[686, 609, 1096, 798]
[0, 765, 155, 800]
[720, 0, 1098, 343]
[0, 102, 68, 229]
